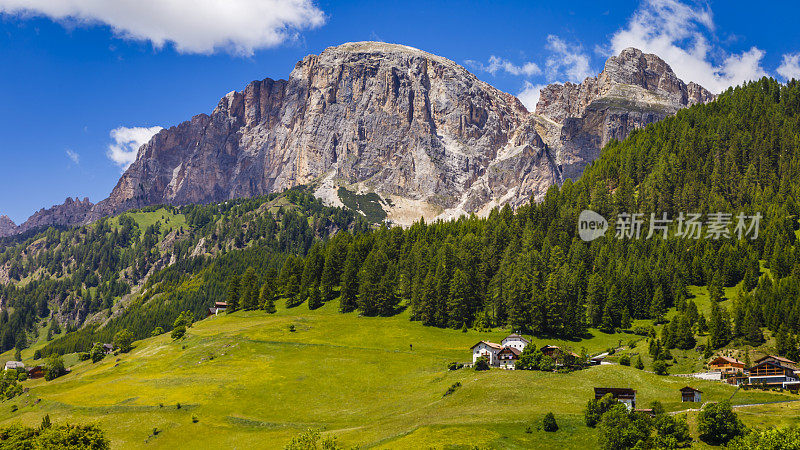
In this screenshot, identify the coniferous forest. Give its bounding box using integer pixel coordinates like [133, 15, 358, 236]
[1, 78, 800, 362]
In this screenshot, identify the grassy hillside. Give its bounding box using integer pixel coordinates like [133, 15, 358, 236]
[0, 302, 795, 449]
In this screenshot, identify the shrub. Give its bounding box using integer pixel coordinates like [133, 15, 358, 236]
[151, 327, 163, 337]
[114, 329, 133, 353]
[619, 354, 630, 366]
[698, 401, 745, 445]
[17, 372, 27, 382]
[542, 412, 558, 432]
[78, 352, 90, 361]
[652, 360, 668, 375]
[443, 382, 462, 397]
[585, 393, 619, 427]
[447, 362, 463, 371]
[44, 355, 66, 381]
[474, 356, 490, 371]
[90, 343, 106, 363]
[171, 325, 186, 340]
[635, 356, 644, 370]
[192, 415, 199, 423]
[288, 324, 296, 332]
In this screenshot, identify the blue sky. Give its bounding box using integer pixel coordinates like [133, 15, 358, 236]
[0, 0, 799, 224]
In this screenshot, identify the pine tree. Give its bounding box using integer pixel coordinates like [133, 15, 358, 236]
[225, 275, 241, 311]
[447, 269, 471, 328]
[308, 283, 322, 310]
[239, 267, 260, 311]
[650, 287, 666, 323]
[259, 274, 277, 313]
[339, 249, 360, 313]
[743, 310, 764, 345]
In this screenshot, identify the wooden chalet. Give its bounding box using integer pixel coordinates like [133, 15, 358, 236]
[708, 356, 745, 375]
[747, 355, 799, 388]
[540, 345, 580, 366]
[679, 386, 702, 402]
[207, 301, 228, 317]
[594, 387, 636, 410]
[26, 365, 43, 379]
[497, 347, 521, 370]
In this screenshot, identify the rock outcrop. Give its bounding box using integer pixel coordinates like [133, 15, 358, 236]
[10, 43, 714, 231]
[16, 197, 95, 235]
[0, 216, 16, 238]
[535, 47, 714, 179]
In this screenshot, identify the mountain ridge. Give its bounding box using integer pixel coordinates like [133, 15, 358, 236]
[1, 42, 713, 235]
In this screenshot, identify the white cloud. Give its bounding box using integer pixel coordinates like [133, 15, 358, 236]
[545, 35, 593, 83]
[466, 56, 541, 77]
[609, 0, 766, 93]
[0, 0, 325, 56]
[517, 81, 547, 111]
[107, 126, 163, 170]
[65, 149, 79, 165]
[778, 53, 800, 81]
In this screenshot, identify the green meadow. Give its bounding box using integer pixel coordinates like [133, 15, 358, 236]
[0, 301, 796, 449]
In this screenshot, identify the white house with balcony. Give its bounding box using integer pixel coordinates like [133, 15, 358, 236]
[471, 334, 530, 367]
[501, 333, 529, 352]
[471, 341, 503, 365]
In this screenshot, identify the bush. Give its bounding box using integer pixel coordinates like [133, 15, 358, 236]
[635, 356, 644, 370]
[288, 324, 296, 332]
[598, 405, 651, 450]
[698, 400, 745, 445]
[728, 425, 800, 449]
[619, 354, 630, 366]
[652, 360, 668, 375]
[443, 382, 462, 397]
[114, 329, 133, 353]
[542, 412, 558, 432]
[78, 352, 90, 361]
[44, 355, 66, 381]
[151, 327, 163, 337]
[171, 325, 186, 340]
[447, 362, 463, 371]
[585, 393, 619, 427]
[16, 372, 27, 382]
[474, 356, 490, 371]
[90, 343, 106, 363]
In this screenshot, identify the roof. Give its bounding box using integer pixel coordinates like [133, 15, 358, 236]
[680, 386, 702, 393]
[594, 387, 636, 397]
[215, 301, 228, 307]
[502, 334, 530, 344]
[754, 355, 797, 368]
[471, 341, 502, 350]
[4, 361, 23, 369]
[750, 359, 796, 371]
[499, 347, 521, 356]
[710, 356, 744, 365]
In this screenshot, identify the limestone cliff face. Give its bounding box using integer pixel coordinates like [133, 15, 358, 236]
[89, 41, 559, 223]
[535, 47, 714, 180]
[9, 44, 713, 231]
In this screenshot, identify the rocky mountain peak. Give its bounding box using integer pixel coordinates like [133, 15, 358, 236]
[533, 47, 714, 179]
[9, 44, 716, 233]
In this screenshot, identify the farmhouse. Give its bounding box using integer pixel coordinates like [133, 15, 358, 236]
[540, 345, 580, 366]
[3, 361, 23, 371]
[471, 341, 503, 365]
[708, 356, 745, 375]
[470, 334, 530, 368]
[594, 387, 636, 410]
[26, 365, 43, 379]
[497, 347, 521, 369]
[680, 386, 702, 402]
[747, 355, 799, 388]
[501, 334, 529, 352]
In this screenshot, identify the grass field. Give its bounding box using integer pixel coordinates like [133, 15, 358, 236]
[0, 301, 796, 449]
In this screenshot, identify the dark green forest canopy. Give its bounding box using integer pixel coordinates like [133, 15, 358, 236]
[3, 77, 800, 358]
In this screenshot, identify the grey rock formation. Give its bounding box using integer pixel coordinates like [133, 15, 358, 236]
[535, 47, 714, 179]
[12, 44, 713, 231]
[0, 215, 16, 238]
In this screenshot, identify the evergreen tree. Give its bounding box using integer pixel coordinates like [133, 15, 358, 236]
[239, 267, 260, 311]
[225, 275, 241, 311]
